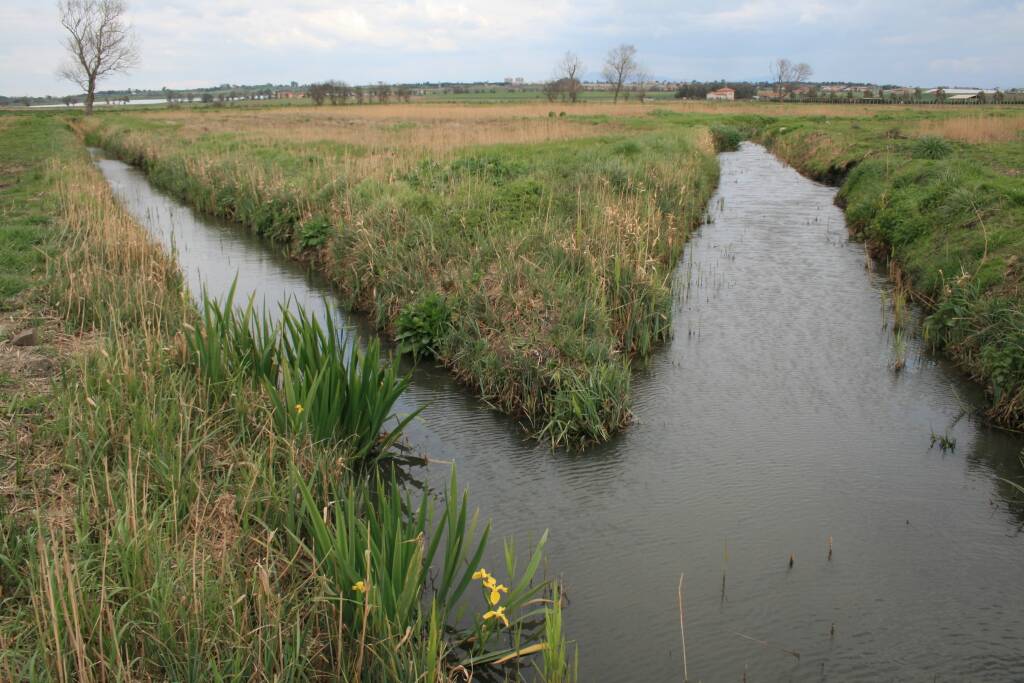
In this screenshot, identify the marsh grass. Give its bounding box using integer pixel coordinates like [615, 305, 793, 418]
[81, 106, 719, 447]
[0, 113, 572, 681]
[915, 115, 1024, 144]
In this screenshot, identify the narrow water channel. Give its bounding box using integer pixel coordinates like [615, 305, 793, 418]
[94, 143, 1024, 682]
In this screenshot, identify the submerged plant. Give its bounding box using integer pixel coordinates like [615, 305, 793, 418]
[929, 429, 957, 452]
[892, 329, 907, 372]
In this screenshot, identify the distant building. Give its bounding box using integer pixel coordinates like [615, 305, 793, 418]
[706, 87, 735, 100]
[926, 88, 995, 96]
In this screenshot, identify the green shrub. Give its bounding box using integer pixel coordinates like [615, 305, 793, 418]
[912, 136, 952, 160]
[710, 124, 743, 152]
[396, 292, 452, 360]
[297, 214, 332, 249]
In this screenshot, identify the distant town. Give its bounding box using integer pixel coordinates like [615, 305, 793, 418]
[3, 79, 1022, 108]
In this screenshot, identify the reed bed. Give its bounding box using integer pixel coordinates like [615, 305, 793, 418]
[0, 113, 573, 681]
[915, 114, 1024, 143]
[81, 106, 719, 447]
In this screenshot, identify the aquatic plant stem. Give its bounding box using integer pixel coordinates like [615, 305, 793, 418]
[678, 572, 688, 682]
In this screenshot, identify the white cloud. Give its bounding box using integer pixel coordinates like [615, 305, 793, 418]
[132, 0, 574, 53]
[2, 0, 1023, 94]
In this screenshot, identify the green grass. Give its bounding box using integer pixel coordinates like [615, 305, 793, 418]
[0, 112, 574, 681]
[0, 115, 63, 307]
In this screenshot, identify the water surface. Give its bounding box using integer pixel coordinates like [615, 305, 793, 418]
[94, 143, 1024, 682]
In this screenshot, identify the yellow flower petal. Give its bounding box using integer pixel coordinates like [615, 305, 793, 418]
[352, 580, 367, 593]
[295, 403, 304, 414]
[483, 606, 509, 628]
[472, 568, 490, 581]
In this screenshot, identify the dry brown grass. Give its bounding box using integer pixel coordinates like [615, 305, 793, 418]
[132, 99, 899, 157]
[915, 114, 1024, 143]
[143, 104, 620, 155]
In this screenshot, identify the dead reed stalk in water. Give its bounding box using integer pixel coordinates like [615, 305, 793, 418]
[732, 631, 801, 661]
[678, 573, 688, 682]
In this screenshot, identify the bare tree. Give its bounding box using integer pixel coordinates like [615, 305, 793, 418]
[792, 62, 813, 92]
[57, 0, 139, 114]
[602, 44, 637, 103]
[556, 51, 584, 103]
[632, 70, 651, 103]
[769, 58, 812, 100]
[769, 58, 791, 100]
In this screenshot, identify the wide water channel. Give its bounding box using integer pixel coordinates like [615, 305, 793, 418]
[94, 143, 1024, 681]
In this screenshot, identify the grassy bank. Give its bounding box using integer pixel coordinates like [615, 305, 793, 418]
[758, 109, 1024, 428]
[0, 113, 573, 680]
[79, 105, 719, 447]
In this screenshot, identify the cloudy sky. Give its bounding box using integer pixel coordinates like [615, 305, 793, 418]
[2, 0, 1022, 96]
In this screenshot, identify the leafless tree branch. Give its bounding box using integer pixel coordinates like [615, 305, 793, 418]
[57, 0, 139, 114]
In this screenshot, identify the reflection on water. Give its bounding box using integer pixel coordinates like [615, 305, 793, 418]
[95, 143, 1024, 682]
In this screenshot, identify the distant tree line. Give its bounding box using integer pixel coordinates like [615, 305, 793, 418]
[307, 81, 412, 105]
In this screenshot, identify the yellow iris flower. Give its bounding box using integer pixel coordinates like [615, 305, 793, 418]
[352, 580, 367, 593]
[295, 403, 304, 414]
[472, 568, 492, 582]
[488, 584, 508, 606]
[483, 606, 509, 627]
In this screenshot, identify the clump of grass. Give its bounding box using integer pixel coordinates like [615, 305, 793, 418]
[709, 124, 743, 152]
[911, 135, 952, 160]
[930, 429, 957, 452]
[892, 329, 907, 372]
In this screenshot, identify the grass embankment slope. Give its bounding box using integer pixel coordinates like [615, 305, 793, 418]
[756, 110, 1024, 428]
[0, 113, 573, 680]
[80, 104, 719, 446]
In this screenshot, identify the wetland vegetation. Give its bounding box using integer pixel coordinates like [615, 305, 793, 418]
[79, 101, 1024, 437]
[0, 113, 572, 681]
[2, 96, 1023, 681]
